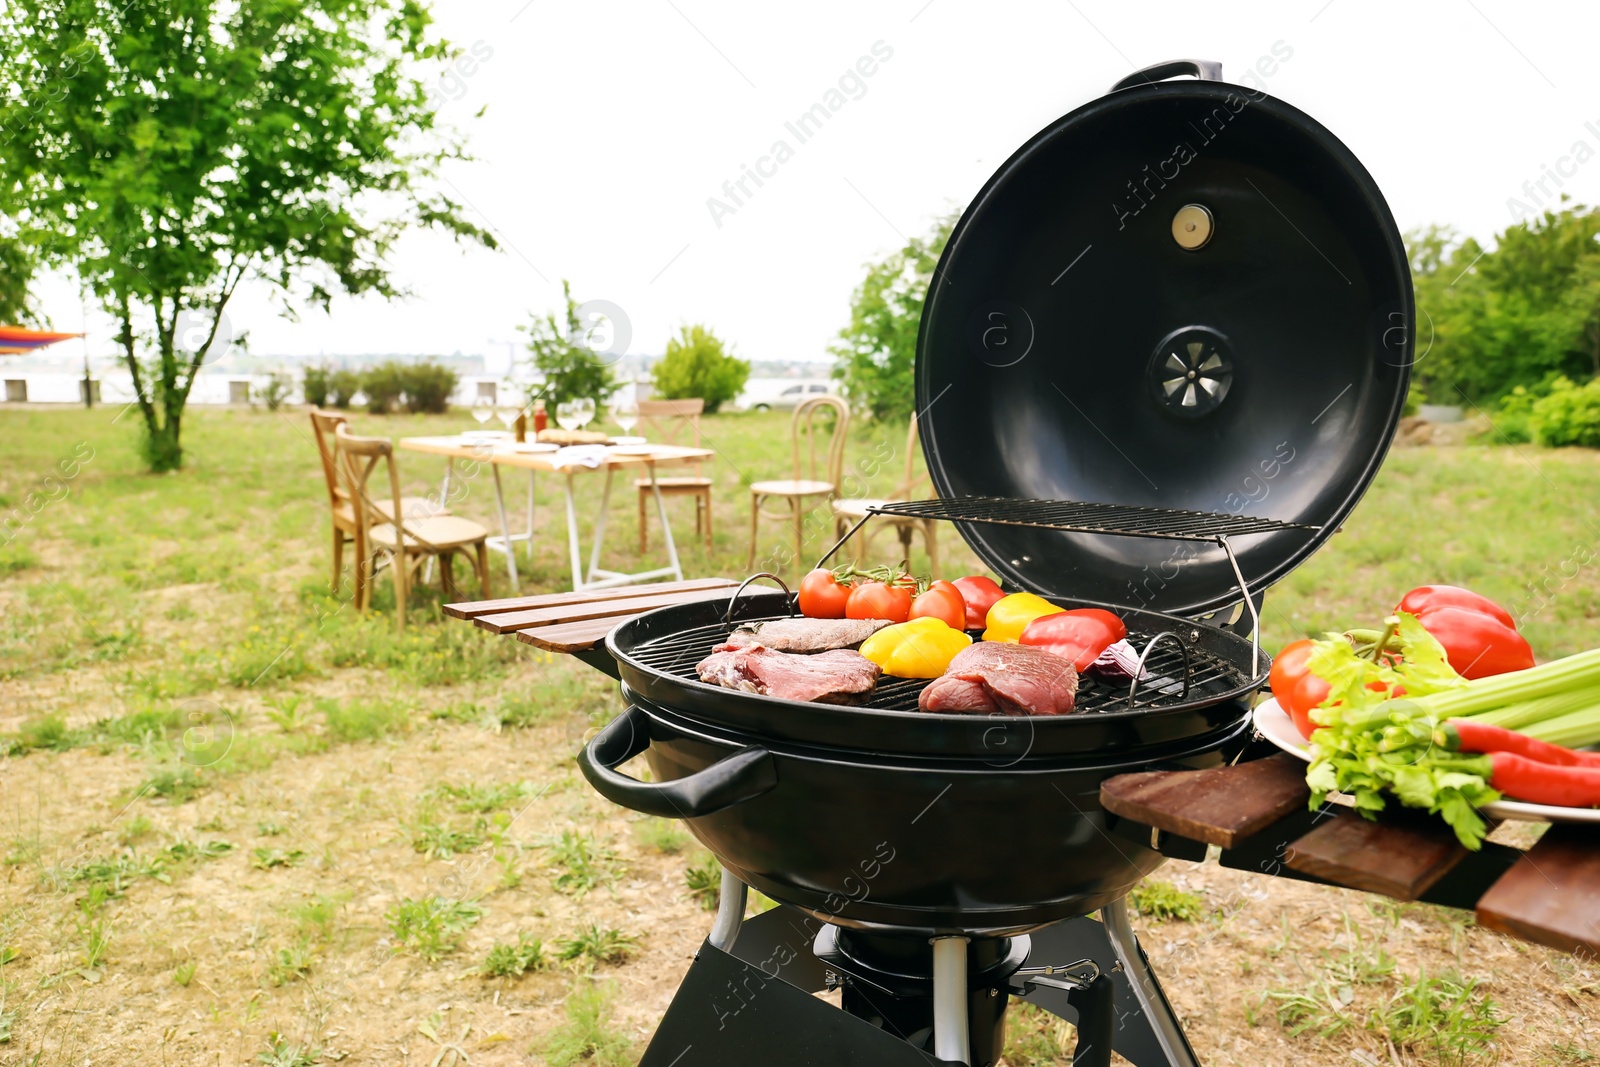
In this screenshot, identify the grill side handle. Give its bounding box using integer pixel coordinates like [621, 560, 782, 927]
[578, 706, 778, 819]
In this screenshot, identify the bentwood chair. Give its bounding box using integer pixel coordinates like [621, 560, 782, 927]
[748, 395, 850, 576]
[635, 398, 713, 551]
[830, 412, 939, 572]
[334, 425, 491, 630]
[309, 409, 448, 596]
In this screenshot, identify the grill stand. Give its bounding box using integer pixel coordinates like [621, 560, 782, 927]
[641, 870, 1198, 1067]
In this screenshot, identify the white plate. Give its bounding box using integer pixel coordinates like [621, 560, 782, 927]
[508, 442, 559, 453]
[460, 430, 507, 440]
[1253, 697, 1600, 825]
[610, 435, 647, 446]
[610, 443, 660, 456]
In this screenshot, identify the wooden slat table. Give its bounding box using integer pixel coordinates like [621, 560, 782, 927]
[446, 577, 739, 674]
[1101, 750, 1600, 957]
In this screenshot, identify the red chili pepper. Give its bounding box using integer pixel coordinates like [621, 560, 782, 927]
[1018, 608, 1127, 672]
[1411, 605, 1535, 680]
[1489, 751, 1600, 807]
[951, 576, 1005, 630]
[1396, 585, 1516, 630]
[1439, 720, 1600, 768]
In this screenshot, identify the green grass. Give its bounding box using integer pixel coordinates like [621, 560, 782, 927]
[1128, 879, 1205, 922]
[541, 829, 618, 896]
[554, 924, 638, 966]
[423, 779, 538, 813]
[384, 897, 482, 961]
[1002, 1000, 1076, 1066]
[684, 851, 720, 911]
[409, 815, 486, 859]
[632, 817, 690, 854]
[539, 979, 633, 1067]
[319, 696, 409, 743]
[479, 933, 547, 978]
[266, 941, 314, 986]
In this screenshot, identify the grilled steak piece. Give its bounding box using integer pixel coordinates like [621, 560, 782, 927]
[696, 645, 881, 704]
[723, 617, 891, 653]
[918, 643, 1078, 715]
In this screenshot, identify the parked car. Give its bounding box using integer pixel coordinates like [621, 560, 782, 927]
[750, 380, 836, 412]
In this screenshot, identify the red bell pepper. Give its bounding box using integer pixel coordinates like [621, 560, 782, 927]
[1409, 605, 1534, 680]
[1018, 608, 1127, 672]
[951, 575, 1004, 630]
[1396, 585, 1516, 630]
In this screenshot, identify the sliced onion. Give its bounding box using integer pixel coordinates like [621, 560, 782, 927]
[1086, 639, 1148, 682]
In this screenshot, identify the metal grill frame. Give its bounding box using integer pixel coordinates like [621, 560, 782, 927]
[819, 496, 1323, 675]
[628, 613, 1246, 717]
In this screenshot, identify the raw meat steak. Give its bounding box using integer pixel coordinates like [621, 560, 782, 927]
[918, 643, 1078, 715]
[722, 617, 890, 653]
[696, 645, 881, 704]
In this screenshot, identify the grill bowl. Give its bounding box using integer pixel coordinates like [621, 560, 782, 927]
[578, 591, 1260, 935]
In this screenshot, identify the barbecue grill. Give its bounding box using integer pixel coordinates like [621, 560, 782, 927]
[477, 60, 1413, 1067]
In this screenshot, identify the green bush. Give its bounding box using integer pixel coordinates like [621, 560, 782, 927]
[360, 362, 406, 414]
[652, 324, 749, 412]
[1493, 385, 1539, 444]
[302, 365, 331, 408]
[332, 370, 360, 409]
[399, 361, 457, 414]
[1530, 376, 1600, 447]
[255, 372, 293, 411]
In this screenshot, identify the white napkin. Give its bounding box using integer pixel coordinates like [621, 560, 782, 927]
[550, 445, 610, 469]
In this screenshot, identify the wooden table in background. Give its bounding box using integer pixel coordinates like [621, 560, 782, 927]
[399, 436, 714, 592]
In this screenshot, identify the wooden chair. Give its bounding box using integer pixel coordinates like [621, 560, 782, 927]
[831, 413, 939, 572]
[309, 409, 447, 596]
[635, 398, 712, 551]
[748, 395, 850, 576]
[334, 425, 491, 630]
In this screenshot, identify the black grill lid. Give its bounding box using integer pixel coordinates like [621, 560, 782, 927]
[914, 62, 1412, 618]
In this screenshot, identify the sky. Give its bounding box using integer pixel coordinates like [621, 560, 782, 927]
[26, 0, 1600, 372]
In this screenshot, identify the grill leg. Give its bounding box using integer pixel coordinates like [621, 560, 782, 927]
[708, 866, 748, 952]
[1101, 898, 1200, 1067]
[931, 936, 971, 1065]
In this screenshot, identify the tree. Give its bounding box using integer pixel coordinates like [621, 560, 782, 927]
[1409, 204, 1600, 403]
[0, 0, 492, 470]
[652, 324, 749, 413]
[0, 237, 38, 325]
[522, 280, 617, 408]
[830, 213, 956, 422]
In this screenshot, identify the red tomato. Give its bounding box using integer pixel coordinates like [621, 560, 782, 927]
[798, 569, 851, 619]
[846, 581, 913, 623]
[909, 581, 966, 630]
[951, 575, 1005, 629]
[1287, 671, 1332, 740]
[1269, 639, 1316, 708]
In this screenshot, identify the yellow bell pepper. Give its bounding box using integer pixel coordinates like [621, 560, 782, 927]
[859, 617, 973, 679]
[983, 592, 1065, 643]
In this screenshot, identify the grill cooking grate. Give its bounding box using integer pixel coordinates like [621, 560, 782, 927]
[625, 615, 1247, 714]
[862, 496, 1319, 541]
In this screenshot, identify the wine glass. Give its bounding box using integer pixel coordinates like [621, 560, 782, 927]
[574, 397, 596, 432]
[611, 394, 639, 436]
[555, 400, 582, 432]
[495, 384, 523, 432]
[471, 395, 494, 430]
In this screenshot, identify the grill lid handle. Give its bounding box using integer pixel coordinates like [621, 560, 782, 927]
[577, 705, 778, 819]
[1109, 59, 1222, 93]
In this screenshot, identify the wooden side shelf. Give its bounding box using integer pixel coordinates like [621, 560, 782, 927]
[446, 577, 739, 654]
[1101, 753, 1310, 848]
[1102, 755, 1600, 958]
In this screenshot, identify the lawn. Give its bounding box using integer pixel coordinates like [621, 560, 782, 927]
[0, 405, 1597, 1065]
